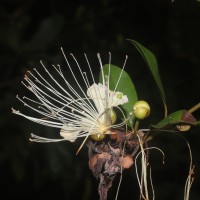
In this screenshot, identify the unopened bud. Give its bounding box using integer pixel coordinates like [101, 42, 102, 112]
[133, 100, 150, 120]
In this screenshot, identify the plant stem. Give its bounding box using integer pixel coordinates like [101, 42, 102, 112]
[134, 120, 140, 133]
[188, 102, 200, 114]
[163, 101, 168, 117]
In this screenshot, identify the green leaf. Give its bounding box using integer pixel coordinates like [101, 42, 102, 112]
[145, 110, 197, 141]
[128, 39, 167, 117]
[99, 64, 138, 123]
[151, 110, 196, 130]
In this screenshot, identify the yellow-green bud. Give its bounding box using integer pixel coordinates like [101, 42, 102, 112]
[111, 109, 117, 124]
[90, 133, 106, 141]
[133, 100, 150, 120]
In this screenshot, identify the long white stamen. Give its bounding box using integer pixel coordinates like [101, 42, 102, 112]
[83, 72, 90, 89]
[13, 49, 129, 148]
[61, 49, 98, 114]
[61, 48, 89, 100]
[30, 133, 66, 143]
[84, 53, 95, 84]
[24, 69, 99, 121]
[107, 52, 111, 106]
[70, 53, 91, 90]
[97, 53, 105, 86]
[114, 55, 128, 92]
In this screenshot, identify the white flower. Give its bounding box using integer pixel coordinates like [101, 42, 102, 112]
[12, 49, 129, 147]
[86, 83, 128, 126]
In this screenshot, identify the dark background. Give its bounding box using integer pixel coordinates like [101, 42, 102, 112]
[0, 0, 200, 199]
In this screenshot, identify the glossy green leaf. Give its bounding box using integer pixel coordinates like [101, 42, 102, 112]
[128, 39, 167, 117]
[144, 110, 197, 142]
[99, 64, 138, 122]
[151, 110, 196, 130]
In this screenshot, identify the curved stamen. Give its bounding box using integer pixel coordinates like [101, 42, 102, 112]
[13, 51, 129, 148]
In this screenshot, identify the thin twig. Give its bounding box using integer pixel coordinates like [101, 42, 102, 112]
[184, 142, 195, 200]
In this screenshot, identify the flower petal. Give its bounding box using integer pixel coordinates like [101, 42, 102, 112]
[87, 83, 106, 113]
[60, 124, 80, 142]
[110, 92, 128, 107]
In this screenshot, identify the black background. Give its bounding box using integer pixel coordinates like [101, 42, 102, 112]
[0, 0, 200, 199]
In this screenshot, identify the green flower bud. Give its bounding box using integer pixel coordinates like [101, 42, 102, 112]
[133, 100, 150, 120]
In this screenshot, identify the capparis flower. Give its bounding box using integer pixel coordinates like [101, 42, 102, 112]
[12, 49, 128, 144]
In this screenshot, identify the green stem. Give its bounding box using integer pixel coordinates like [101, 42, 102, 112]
[188, 102, 200, 114]
[163, 101, 168, 117]
[134, 120, 140, 133]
